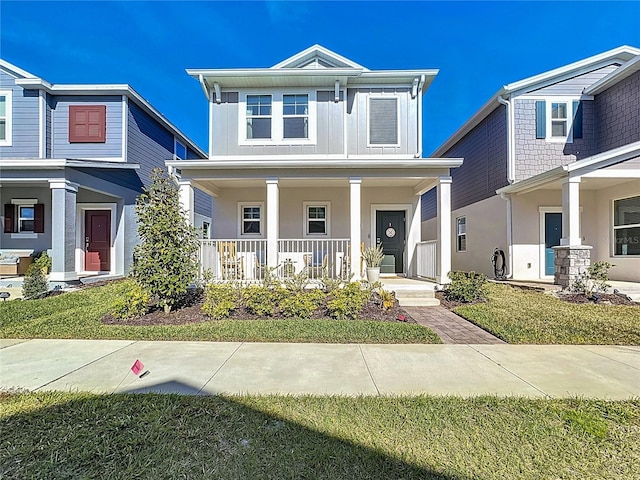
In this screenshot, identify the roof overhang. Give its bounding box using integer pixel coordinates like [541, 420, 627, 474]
[585, 55, 640, 95]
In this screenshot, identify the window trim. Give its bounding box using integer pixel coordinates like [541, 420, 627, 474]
[456, 216, 467, 252]
[237, 202, 264, 238]
[283, 94, 309, 140]
[0, 89, 12, 146]
[174, 138, 187, 160]
[303, 202, 330, 238]
[543, 97, 580, 143]
[367, 94, 400, 147]
[68, 105, 106, 143]
[7, 199, 42, 238]
[238, 90, 317, 145]
[612, 195, 640, 257]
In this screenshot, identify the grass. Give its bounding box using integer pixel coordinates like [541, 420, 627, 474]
[1, 392, 639, 479]
[454, 283, 640, 344]
[0, 283, 440, 344]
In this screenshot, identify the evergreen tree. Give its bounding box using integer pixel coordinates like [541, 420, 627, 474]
[131, 168, 199, 312]
[22, 263, 48, 299]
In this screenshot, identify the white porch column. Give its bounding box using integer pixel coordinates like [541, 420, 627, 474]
[266, 178, 279, 270]
[49, 180, 79, 282]
[436, 176, 452, 284]
[178, 180, 195, 225]
[560, 176, 581, 246]
[349, 177, 362, 279]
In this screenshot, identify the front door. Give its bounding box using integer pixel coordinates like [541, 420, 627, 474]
[85, 210, 111, 271]
[376, 210, 405, 274]
[544, 212, 562, 276]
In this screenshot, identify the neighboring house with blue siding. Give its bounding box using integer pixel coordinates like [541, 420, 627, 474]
[423, 46, 640, 284]
[0, 59, 212, 283]
[168, 45, 462, 283]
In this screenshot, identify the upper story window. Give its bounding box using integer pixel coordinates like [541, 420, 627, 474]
[69, 105, 106, 143]
[535, 99, 583, 143]
[283, 94, 308, 139]
[0, 90, 12, 146]
[613, 196, 640, 256]
[368, 96, 399, 146]
[174, 139, 187, 160]
[246, 95, 272, 139]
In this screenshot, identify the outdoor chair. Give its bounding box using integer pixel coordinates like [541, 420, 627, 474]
[217, 241, 244, 280]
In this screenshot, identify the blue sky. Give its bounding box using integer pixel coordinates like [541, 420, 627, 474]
[2, 1, 639, 155]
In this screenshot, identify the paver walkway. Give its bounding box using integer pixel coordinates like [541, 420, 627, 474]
[404, 306, 504, 344]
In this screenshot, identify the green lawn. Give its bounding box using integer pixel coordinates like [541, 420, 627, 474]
[0, 283, 440, 344]
[1, 392, 638, 479]
[454, 283, 640, 344]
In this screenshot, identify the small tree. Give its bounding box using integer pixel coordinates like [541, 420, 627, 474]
[22, 263, 48, 299]
[131, 168, 199, 312]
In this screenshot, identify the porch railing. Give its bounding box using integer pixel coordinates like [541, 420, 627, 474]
[417, 240, 437, 280]
[199, 238, 351, 282]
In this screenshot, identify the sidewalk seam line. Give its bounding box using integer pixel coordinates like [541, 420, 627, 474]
[34, 340, 138, 392]
[576, 345, 640, 371]
[197, 342, 244, 395]
[358, 345, 380, 395]
[467, 345, 553, 399]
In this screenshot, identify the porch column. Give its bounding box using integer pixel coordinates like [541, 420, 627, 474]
[436, 176, 452, 284]
[266, 178, 279, 270]
[349, 177, 362, 279]
[178, 179, 195, 225]
[560, 176, 581, 246]
[49, 180, 79, 282]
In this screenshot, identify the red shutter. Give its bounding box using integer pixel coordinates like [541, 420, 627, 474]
[4, 204, 14, 233]
[34, 204, 45, 233]
[69, 105, 106, 143]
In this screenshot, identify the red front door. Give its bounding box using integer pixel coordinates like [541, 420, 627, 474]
[85, 210, 111, 271]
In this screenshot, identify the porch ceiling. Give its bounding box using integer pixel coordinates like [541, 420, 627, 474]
[511, 176, 638, 194]
[192, 177, 428, 192]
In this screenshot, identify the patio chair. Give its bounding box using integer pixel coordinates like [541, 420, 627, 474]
[303, 250, 327, 279]
[217, 241, 244, 280]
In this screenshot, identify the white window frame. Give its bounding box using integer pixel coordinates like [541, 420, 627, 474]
[282, 94, 309, 140]
[456, 216, 466, 252]
[367, 94, 400, 147]
[612, 195, 640, 257]
[238, 90, 317, 145]
[10, 198, 38, 238]
[174, 138, 187, 160]
[545, 97, 580, 143]
[245, 94, 272, 141]
[237, 202, 264, 238]
[0, 89, 12, 146]
[303, 202, 330, 237]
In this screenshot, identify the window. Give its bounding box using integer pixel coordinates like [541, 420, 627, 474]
[456, 217, 466, 252]
[202, 222, 210, 239]
[69, 105, 106, 143]
[304, 203, 330, 236]
[241, 204, 262, 235]
[369, 97, 399, 145]
[283, 94, 308, 139]
[613, 196, 640, 256]
[535, 99, 583, 142]
[0, 90, 12, 146]
[551, 102, 567, 137]
[246, 95, 272, 139]
[174, 139, 187, 160]
[4, 200, 44, 234]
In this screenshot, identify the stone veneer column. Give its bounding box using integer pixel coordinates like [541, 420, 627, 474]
[553, 245, 592, 289]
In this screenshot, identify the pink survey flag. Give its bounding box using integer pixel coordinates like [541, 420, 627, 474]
[131, 359, 144, 376]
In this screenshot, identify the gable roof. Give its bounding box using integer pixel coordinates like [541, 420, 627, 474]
[585, 54, 640, 95]
[432, 45, 640, 157]
[0, 58, 205, 158]
[271, 44, 368, 70]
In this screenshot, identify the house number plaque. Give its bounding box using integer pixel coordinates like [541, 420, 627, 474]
[385, 227, 396, 238]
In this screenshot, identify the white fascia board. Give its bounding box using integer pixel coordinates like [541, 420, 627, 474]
[496, 166, 566, 195]
[585, 55, 640, 95]
[186, 68, 363, 78]
[357, 69, 439, 79]
[0, 59, 39, 79]
[0, 159, 140, 169]
[271, 44, 369, 70]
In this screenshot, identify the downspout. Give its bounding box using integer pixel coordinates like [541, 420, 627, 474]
[497, 95, 515, 278]
[415, 75, 425, 158]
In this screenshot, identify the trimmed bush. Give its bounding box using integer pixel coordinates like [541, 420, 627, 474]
[445, 271, 488, 303]
[21, 264, 48, 299]
[201, 283, 239, 320]
[280, 291, 323, 319]
[327, 282, 371, 320]
[243, 285, 285, 317]
[111, 279, 151, 319]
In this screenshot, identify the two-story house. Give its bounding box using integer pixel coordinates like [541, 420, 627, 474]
[0, 59, 212, 284]
[167, 45, 462, 283]
[423, 46, 640, 284]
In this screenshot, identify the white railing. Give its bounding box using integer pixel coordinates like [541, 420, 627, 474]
[417, 240, 437, 279]
[200, 239, 268, 282]
[277, 239, 351, 281]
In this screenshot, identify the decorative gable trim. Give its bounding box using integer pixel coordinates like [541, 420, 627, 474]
[271, 44, 368, 70]
[69, 105, 106, 143]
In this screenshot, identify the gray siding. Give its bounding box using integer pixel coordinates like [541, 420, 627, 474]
[0, 187, 52, 252]
[46, 94, 52, 158]
[316, 90, 344, 154]
[0, 69, 40, 158]
[52, 95, 123, 159]
[421, 187, 437, 222]
[441, 105, 508, 211]
[529, 65, 619, 96]
[346, 88, 416, 155]
[194, 189, 212, 218]
[210, 92, 239, 156]
[513, 99, 598, 181]
[595, 70, 640, 153]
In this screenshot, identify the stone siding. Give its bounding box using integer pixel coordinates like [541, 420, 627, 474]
[553, 245, 592, 289]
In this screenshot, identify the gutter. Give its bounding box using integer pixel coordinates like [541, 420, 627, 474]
[495, 95, 515, 278]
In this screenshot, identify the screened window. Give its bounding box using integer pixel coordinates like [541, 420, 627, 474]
[456, 217, 467, 252]
[283, 94, 309, 139]
[551, 102, 567, 137]
[246, 95, 272, 139]
[306, 205, 327, 235]
[369, 97, 398, 145]
[613, 196, 640, 256]
[0, 90, 11, 145]
[242, 206, 262, 235]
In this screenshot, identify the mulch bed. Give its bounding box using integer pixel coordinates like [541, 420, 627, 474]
[554, 292, 638, 306]
[434, 291, 486, 310]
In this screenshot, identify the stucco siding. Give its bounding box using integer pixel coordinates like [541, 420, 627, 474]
[595, 70, 640, 153]
[528, 64, 619, 96]
[0, 69, 40, 158]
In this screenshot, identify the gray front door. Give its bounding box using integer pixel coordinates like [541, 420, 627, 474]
[544, 212, 562, 276]
[376, 210, 405, 274]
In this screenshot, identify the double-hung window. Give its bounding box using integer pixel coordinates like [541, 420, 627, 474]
[240, 204, 262, 236]
[551, 102, 568, 137]
[0, 90, 12, 146]
[4, 199, 44, 235]
[246, 95, 272, 139]
[535, 99, 583, 142]
[456, 217, 467, 252]
[613, 196, 640, 256]
[304, 203, 329, 236]
[283, 94, 308, 139]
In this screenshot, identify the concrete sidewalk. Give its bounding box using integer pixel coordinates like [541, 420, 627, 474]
[1, 339, 638, 399]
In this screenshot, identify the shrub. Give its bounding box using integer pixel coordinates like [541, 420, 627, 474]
[131, 168, 199, 313]
[111, 279, 151, 319]
[243, 285, 285, 317]
[376, 288, 396, 311]
[284, 269, 309, 293]
[21, 264, 48, 299]
[279, 291, 322, 319]
[327, 281, 371, 320]
[202, 283, 239, 320]
[571, 261, 614, 297]
[445, 271, 488, 303]
[33, 251, 52, 274]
